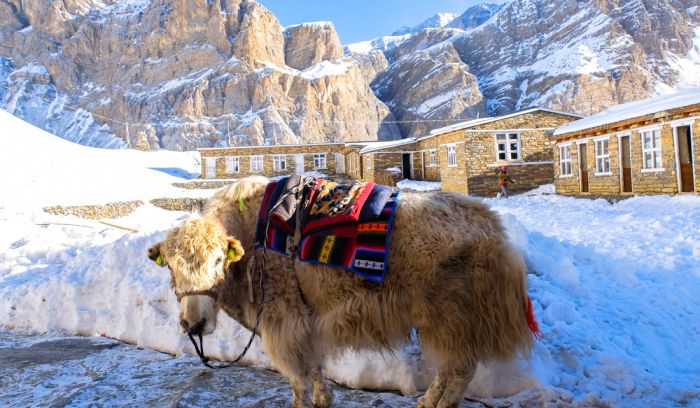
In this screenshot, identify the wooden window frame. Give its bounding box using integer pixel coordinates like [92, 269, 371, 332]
[250, 155, 264, 172]
[495, 132, 521, 161]
[313, 153, 327, 170]
[594, 138, 611, 175]
[226, 157, 240, 174]
[559, 144, 573, 177]
[272, 155, 287, 171]
[447, 144, 457, 167]
[641, 129, 663, 172]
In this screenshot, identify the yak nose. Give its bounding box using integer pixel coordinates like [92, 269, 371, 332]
[186, 318, 207, 336]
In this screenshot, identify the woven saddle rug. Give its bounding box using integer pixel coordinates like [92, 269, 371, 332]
[254, 176, 399, 283]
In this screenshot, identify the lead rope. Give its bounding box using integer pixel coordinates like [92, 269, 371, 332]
[188, 177, 313, 369]
[187, 254, 266, 369]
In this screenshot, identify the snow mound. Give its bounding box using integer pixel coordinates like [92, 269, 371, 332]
[396, 180, 442, 192]
[2, 111, 700, 406]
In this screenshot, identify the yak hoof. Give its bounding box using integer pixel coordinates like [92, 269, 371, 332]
[416, 395, 436, 408]
[292, 394, 313, 408]
[312, 385, 333, 408]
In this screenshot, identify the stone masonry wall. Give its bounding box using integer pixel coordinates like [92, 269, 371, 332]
[629, 125, 678, 194]
[415, 137, 442, 182]
[554, 142, 581, 195]
[464, 111, 576, 196]
[585, 137, 621, 195]
[416, 129, 469, 194]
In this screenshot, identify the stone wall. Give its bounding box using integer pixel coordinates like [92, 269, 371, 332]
[415, 137, 443, 182]
[629, 126, 678, 194]
[554, 142, 582, 195]
[416, 129, 469, 194]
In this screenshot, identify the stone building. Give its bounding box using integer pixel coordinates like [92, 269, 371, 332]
[198, 143, 350, 179]
[356, 108, 581, 196]
[553, 88, 700, 196]
[198, 107, 581, 197]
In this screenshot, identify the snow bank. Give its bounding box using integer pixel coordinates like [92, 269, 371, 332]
[396, 180, 442, 192]
[2, 111, 700, 406]
[0, 109, 201, 210]
[487, 193, 700, 407]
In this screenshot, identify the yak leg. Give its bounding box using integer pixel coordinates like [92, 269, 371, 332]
[310, 365, 333, 408]
[260, 308, 314, 407]
[261, 333, 312, 408]
[436, 363, 476, 408]
[416, 369, 448, 408]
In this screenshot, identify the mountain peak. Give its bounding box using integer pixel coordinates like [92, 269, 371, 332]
[391, 12, 459, 36]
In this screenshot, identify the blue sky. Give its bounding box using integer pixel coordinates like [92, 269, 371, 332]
[258, 0, 506, 44]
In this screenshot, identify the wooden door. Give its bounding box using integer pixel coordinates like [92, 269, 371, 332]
[620, 136, 632, 192]
[335, 153, 345, 174]
[295, 154, 305, 175]
[402, 153, 412, 179]
[579, 143, 589, 193]
[206, 157, 216, 179]
[677, 126, 695, 192]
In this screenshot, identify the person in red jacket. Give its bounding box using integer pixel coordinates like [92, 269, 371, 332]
[498, 165, 514, 198]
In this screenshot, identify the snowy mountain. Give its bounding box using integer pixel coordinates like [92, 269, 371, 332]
[350, 0, 700, 137]
[391, 13, 459, 36]
[0, 0, 400, 150]
[1, 0, 699, 147]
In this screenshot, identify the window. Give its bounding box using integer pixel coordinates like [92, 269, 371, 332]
[496, 133, 521, 161]
[559, 145, 572, 176]
[226, 157, 240, 174]
[313, 153, 327, 169]
[273, 155, 286, 171]
[641, 129, 662, 170]
[429, 149, 437, 166]
[250, 155, 264, 172]
[594, 138, 610, 174]
[447, 145, 457, 167]
[365, 155, 372, 169]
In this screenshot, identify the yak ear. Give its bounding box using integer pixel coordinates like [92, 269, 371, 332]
[226, 237, 245, 263]
[147, 242, 166, 267]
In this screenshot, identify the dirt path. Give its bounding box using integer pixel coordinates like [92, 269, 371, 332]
[0, 329, 484, 407]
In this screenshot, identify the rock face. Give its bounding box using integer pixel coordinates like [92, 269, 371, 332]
[1, 0, 699, 148]
[284, 22, 344, 70]
[0, 0, 400, 149]
[353, 0, 700, 137]
[372, 41, 487, 138]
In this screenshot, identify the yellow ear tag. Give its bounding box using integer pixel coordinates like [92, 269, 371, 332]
[227, 248, 236, 260]
[155, 254, 164, 266]
[238, 196, 247, 212]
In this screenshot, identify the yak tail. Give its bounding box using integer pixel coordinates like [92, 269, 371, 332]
[461, 236, 539, 360]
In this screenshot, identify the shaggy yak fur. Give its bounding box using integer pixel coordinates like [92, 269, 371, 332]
[148, 176, 535, 408]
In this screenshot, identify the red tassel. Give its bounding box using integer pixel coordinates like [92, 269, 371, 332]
[526, 296, 543, 339]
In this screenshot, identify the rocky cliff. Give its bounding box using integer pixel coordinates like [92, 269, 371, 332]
[354, 0, 700, 136]
[1, 0, 699, 149]
[0, 0, 400, 149]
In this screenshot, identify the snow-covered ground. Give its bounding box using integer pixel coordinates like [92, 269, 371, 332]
[1, 110, 699, 407]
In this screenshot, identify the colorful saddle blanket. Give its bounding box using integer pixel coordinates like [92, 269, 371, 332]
[255, 176, 399, 283]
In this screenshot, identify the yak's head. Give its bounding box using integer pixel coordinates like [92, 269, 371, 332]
[148, 216, 244, 336]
